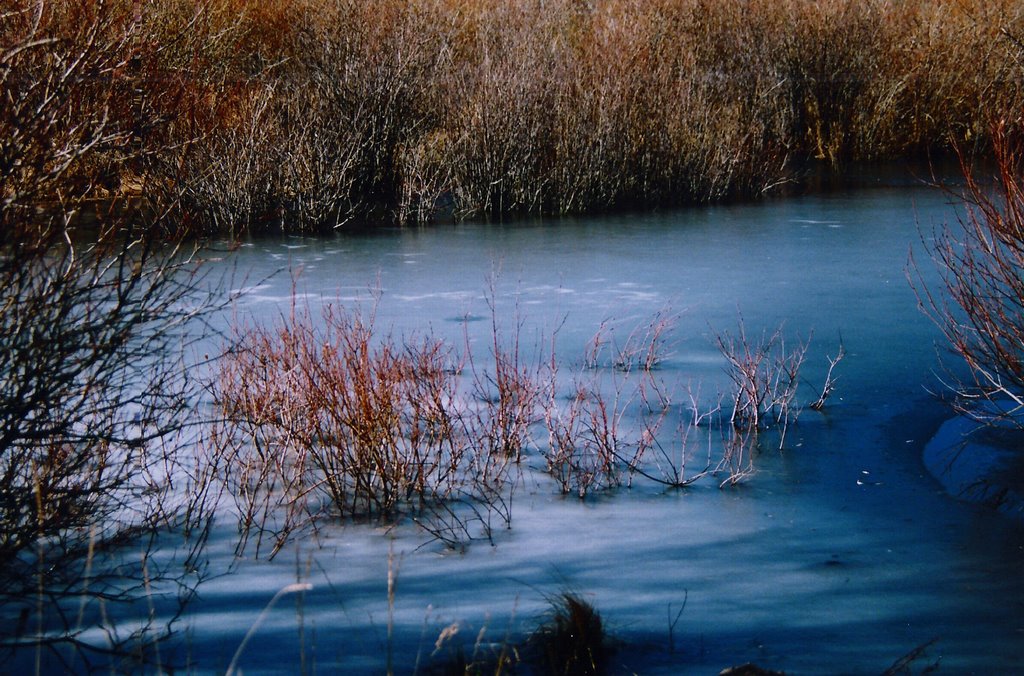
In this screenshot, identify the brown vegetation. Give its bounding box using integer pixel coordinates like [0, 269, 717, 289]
[528, 592, 611, 676]
[5, 0, 1020, 667]
[9, 0, 1024, 234]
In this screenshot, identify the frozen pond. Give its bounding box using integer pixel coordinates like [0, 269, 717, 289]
[67, 184, 1024, 673]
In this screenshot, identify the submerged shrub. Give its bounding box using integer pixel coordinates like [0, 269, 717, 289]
[214, 285, 849, 555]
[212, 297, 541, 555]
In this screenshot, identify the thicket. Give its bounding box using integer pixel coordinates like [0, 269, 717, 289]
[1, 2, 225, 670]
[9, 0, 1024, 234]
[212, 296, 532, 555]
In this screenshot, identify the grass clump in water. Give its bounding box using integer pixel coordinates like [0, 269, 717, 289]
[527, 592, 611, 676]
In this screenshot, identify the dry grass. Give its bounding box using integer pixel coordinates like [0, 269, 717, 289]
[527, 592, 611, 676]
[14, 0, 1023, 233]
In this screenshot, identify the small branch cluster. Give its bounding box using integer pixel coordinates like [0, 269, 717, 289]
[542, 379, 639, 499]
[584, 309, 678, 373]
[634, 384, 721, 489]
[808, 342, 846, 411]
[715, 320, 809, 448]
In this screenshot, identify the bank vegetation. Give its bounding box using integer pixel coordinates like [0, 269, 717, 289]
[6, 0, 1024, 234]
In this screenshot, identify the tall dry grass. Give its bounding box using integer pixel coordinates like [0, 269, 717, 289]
[17, 0, 1024, 232]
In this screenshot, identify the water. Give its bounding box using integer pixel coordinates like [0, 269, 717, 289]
[135, 186, 1024, 673]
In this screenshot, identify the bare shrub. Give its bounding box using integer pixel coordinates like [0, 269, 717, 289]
[274, 0, 453, 228]
[573, 312, 840, 490]
[214, 300, 460, 555]
[436, 0, 795, 217]
[171, 80, 285, 234]
[437, 2, 564, 217]
[715, 427, 759, 488]
[808, 341, 846, 411]
[634, 384, 722, 489]
[715, 319, 809, 447]
[541, 370, 663, 498]
[583, 309, 678, 373]
[10, 0, 1022, 237]
[542, 380, 624, 499]
[626, 379, 762, 489]
[212, 290, 544, 554]
[0, 3, 229, 668]
[1, 1, 140, 215]
[710, 319, 847, 478]
[912, 122, 1024, 424]
[465, 291, 545, 463]
[430, 294, 546, 545]
[0, 227, 224, 670]
[613, 309, 679, 373]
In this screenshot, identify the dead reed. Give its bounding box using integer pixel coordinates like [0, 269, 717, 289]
[20, 0, 1022, 233]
